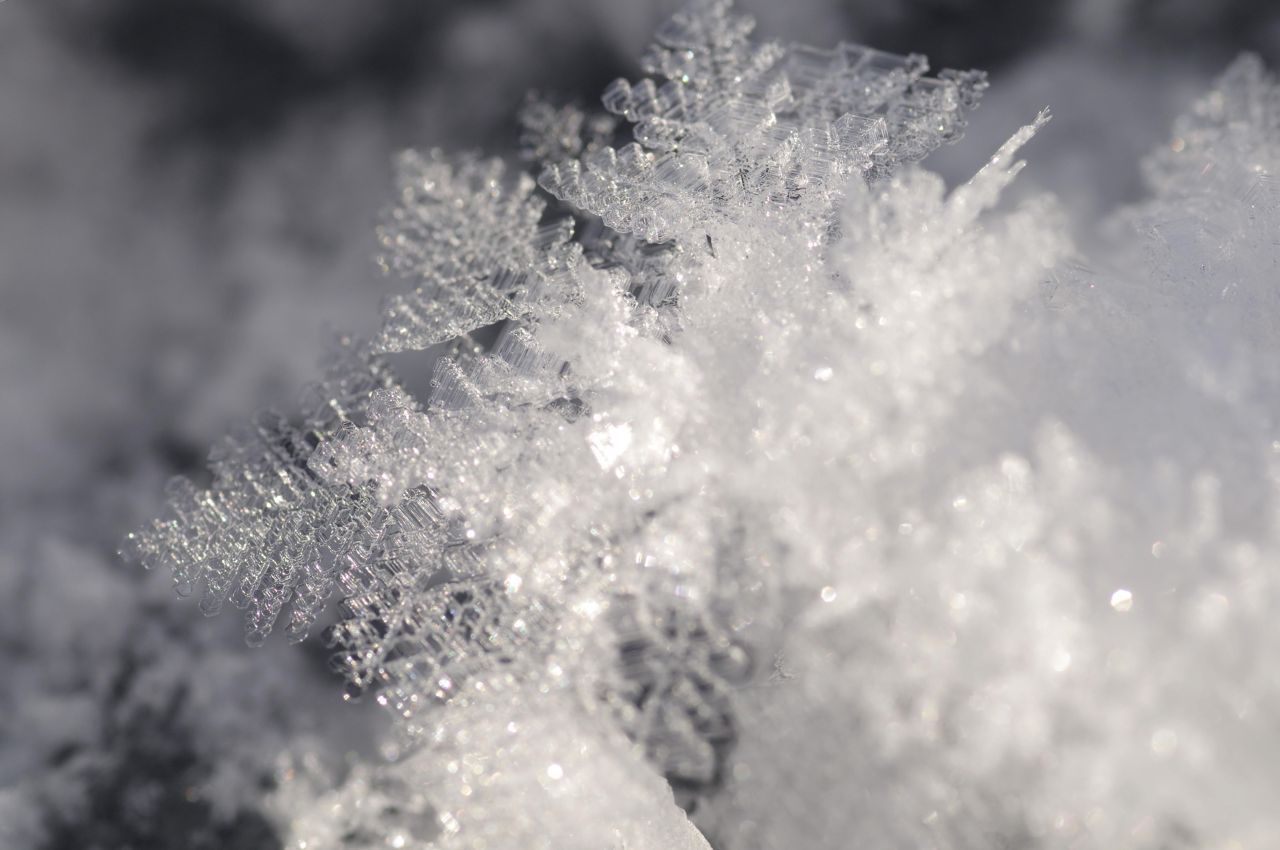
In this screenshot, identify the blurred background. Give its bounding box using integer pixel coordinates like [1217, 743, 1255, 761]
[1, 1, 1278, 847]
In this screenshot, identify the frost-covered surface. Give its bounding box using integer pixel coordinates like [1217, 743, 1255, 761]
[7, 1, 1280, 849]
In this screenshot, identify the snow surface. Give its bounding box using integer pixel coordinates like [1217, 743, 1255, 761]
[4, 1, 1280, 848]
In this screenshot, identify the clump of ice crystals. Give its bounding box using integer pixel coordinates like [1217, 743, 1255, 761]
[538, 0, 985, 241]
[126, 1, 1280, 847]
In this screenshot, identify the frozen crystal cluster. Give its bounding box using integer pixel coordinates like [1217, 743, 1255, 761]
[127, 2, 1280, 848]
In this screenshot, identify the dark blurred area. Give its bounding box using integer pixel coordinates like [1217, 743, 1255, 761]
[40, 0, 1280, 156]
[2, 1, 1279, 848]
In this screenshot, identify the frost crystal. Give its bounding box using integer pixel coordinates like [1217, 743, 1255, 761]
[374, 151, 580, 352]
[128, 4, 1280, 850]
[125, 337, 400, 645]
[538, 0, 985, 241]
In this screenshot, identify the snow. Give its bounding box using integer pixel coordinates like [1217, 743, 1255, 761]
[6, 1, 1280, 848]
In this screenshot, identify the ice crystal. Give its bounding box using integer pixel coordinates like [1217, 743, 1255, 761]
[124, 336, 402, 644]
[538, 0, 986, 241]
[374, 151, 580, 352]
[128, 4, 1280, 850]
[272, 679, 713, 850]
